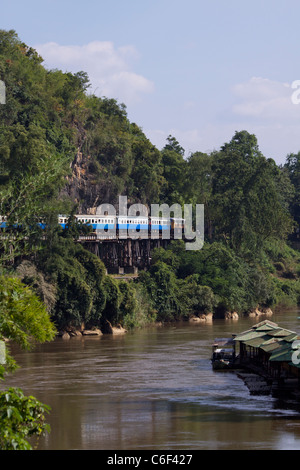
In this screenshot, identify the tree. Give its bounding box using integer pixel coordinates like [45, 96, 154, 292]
[163, 135, 185, 156]
[0, 152, 69, 264]
[211, 131, 293, 257]
[185, 151, 213, 238]
[175, 242, 274, 315]
[160, 136, 187, 205]
[0, 275, 56, 376]
[0, 275, 56, 449]
[129, 123, 164, 204]
[284, 151, 300, 235]
[139, 261, 182, 321]
[0, 387, 51, 450]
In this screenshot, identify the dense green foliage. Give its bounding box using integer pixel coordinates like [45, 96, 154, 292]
[0, 387, 51, 450]
[0, 274, 56, 449]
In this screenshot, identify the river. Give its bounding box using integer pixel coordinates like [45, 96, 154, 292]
[4, 308, 300, 450]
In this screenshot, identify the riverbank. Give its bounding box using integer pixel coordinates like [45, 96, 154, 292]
[57, 320, 128, 339]
[56, 305, 276, 339]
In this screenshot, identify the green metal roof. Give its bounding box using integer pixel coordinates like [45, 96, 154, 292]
[231, 319, 300, 368]
[234, 321, 279, 342]
[270, 352, 293, 362]
[242, 335, 273, 348]
[269, 346, 294, 362]
[260, 341, 283, 353]
[255, 323, 279, 332]
[234, 331, 266, 342]
[269, 340, 300, 362]
[252, 320, 279, 330]
[268, 328, 295, 337]
[282, 333, 299, 342]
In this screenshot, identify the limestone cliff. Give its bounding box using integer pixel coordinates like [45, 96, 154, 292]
[60, 149, 121, 214]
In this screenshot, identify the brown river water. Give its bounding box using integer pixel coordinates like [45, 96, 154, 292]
[3, 307, 300, 450]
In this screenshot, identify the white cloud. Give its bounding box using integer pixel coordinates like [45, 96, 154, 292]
[35, 41, 154, 104]
[147, 77, 300, 162]
[146, 119, 300, 165]
[232, 77, 300, 121]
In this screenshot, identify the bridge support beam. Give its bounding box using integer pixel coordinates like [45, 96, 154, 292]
[80, 237, 171, 273]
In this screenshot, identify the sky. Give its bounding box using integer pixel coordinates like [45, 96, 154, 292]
[2, 0, 300, 164]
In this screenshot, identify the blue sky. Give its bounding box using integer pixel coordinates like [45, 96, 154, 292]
[2, 0, 300, 163]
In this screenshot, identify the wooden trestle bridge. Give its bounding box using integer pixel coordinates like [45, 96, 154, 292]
[78, 235, 172, 274]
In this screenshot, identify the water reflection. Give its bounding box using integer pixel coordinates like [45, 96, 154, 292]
[3, 309, 300, 449]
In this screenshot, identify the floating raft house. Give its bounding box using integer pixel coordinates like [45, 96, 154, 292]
[233, 319, 300, 382]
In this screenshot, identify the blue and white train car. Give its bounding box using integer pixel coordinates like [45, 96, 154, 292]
[75, 214, 116, 231]
[149, 217, 171, 232]
[117, 216, 149, 233]
[58, 215, 69, 229]
[0, 216, 7, 229]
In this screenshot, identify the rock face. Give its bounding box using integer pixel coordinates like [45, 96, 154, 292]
[103, 321, 127, 335]
[60, 150, 121, 214]
[246, 307, 273, 317]
[82, 329, 103, 336]
[224, 311, 239, 320]
[57, 323, 127, 339]
[189, 313, 213, 323]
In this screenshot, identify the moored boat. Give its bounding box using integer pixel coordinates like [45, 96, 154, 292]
[211, 337, 238, 370]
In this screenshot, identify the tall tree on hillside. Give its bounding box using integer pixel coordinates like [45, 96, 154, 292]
[284, 151, 300, 236]
[184, 151, 213, 238]
[160, 135, 186, 205]
[211, 131, 293, 257]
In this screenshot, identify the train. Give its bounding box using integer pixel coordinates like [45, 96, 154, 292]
[0, 214, 185, 239]
[58, 214, 185, 238]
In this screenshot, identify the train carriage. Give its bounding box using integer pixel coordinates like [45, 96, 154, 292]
[117, 216, 149, 237]
[0, 215, 7, 229]
[150, 217, 170, 232]
[2, 213, 186, 240]
[76, 215, 116, 230]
